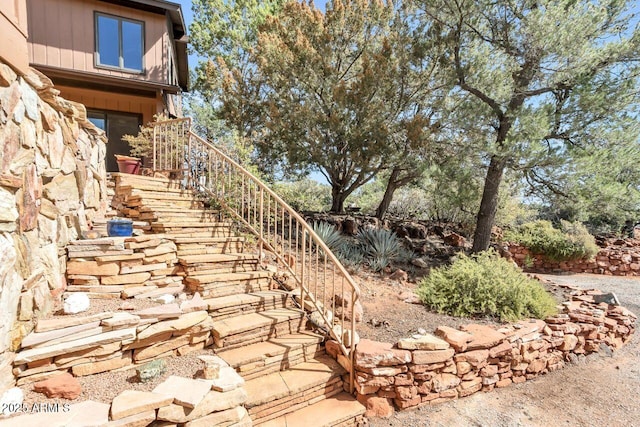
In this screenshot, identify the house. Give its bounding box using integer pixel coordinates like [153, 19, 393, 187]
[26, 0, 189, 171]
[0, 0, 29, 75]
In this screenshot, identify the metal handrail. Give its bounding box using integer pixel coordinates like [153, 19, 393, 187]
[151, 118, 361, 390]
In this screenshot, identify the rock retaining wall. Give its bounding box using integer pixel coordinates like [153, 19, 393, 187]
[507, 239, 640, 276]
[11, 300, 212, 385]
[0, 62, 107, 394]
[3, 361, 250, 427]
[65, 235, 183, 299]
[327, 287, 636, 418]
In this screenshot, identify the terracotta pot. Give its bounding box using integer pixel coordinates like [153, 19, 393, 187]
[115, 155, 141, 174]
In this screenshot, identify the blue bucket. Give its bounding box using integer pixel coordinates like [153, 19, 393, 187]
[107, 219, 133, 237]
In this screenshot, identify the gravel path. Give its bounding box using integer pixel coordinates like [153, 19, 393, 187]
[369, 273, 640, 427]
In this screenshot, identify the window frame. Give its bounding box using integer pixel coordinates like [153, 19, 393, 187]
[94, 12, 145, 74]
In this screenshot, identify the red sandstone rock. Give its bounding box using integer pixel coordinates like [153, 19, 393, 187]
[460, 324, 507, 350]
[526, 358, 547, 374]
[443, 232, 466, 247]
[394, 395, 421, 409]
[489, 341, 512, 358]
[356, 394, 394, 418]
[33, 372, 81, 399]
[412, 348, 454, 365]
[454, 349, 489, 368]
[354, 339, 411, 369]
[431, 373, 460, 393]
[389, 269, 408, 282]
[435, 326, 473, 351]
[325, 340, 341, 358]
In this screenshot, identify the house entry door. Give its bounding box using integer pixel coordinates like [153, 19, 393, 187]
[88, 111, 142, 172]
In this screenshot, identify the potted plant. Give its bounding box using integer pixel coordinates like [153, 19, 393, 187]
[121, 113, 169, 174]
[114, 154, 142, 174]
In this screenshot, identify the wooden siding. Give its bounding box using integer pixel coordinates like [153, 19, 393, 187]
[0, 0, 29, 74]
[27, 0, 177, 87]
[56, 84, 163, 124]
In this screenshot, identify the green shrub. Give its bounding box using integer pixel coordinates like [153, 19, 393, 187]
[417, 250, 557, 322]
[504, 220, 598, 262]
[272, 179, 332, 212]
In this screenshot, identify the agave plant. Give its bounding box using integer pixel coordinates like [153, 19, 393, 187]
[311, 221, 345, 255]
[356, 228, 401, 260]
[336, 241, 366, 268]
[368, 256, 391, 272]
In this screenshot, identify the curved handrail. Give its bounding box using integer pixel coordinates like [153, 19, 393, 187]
[189, 131, 361, 300]
[151, 118, 361, 388]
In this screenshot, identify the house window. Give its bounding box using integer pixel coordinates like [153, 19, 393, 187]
[95, 13, 144, 72]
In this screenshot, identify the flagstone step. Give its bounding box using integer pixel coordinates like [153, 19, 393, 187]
[125, 191, 201, 202]
[151, 225, 235, 237]
[186, 273, 273, 298]
[257, 392, 366, 427]
[176, 237, 246, 256]
[244, 357, 346, 425]
[213, 308, 307, 350]
[180, 253, 258, 263]
[112, 173, 184, 190]
[215, 332, 325, 380]
[204, 290, 291, 320]
[179, 254, 261, 272]
[140, 212, 223, 223]
[154, 221, 234, 229]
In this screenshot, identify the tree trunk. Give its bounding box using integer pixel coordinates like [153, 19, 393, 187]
[471, 155, 508, 253]
[331, 186, 348, 213]
[375, 168, 401, 220]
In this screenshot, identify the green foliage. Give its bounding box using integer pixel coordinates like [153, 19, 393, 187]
[188, 0, 286, 180]
[272, 179, 332, 212]
[533, 125, 640, 234]
[417, 250, 557, 322]
[356, 228, 402, 272]
[336, 243, 366, 270]
[311, 222, 345, 255]
[122, 113, 169, 158]
[505, 220, 598, 262]
[241, 0, 446, 212]
[311, 223, 410, 273]
[415, 0, 640, 252]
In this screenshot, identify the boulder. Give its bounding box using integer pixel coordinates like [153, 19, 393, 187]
[389, 269, 408, 282]
[411, 258, 429, 269]
[63, 292, 90, 314]
[356, 394, 394, 418]
[33, 372, 81, 399]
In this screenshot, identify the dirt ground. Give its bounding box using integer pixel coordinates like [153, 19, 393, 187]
[359, 272, 640, 427]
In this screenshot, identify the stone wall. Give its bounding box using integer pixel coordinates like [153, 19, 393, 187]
[0, 61, 107, 394]
[12, 304, 212, 385]
[3, 358, 250, 427]
[326, 288, 636, 418]
[506, 238, 640, 276]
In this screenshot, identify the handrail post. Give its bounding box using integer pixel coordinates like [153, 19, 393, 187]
[350, 288, 356, 393]
[259, 187, 264, 263]
[152, 124, 157, 171]
[187, 123, 192, 187]
[301, 229, 306, 310]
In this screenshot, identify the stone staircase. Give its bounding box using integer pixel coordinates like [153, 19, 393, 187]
[112, 173, 365, 427]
